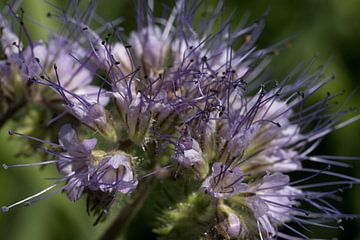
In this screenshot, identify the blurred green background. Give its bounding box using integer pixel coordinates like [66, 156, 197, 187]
[1, 0, 360, 239]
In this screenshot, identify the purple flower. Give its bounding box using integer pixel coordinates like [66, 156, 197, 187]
[0, 13, 20, 56]
[201, 160, 352, 239]
[175, 136, 204, 168]
[113, 80, 152, 143]
[200, 163, 302, 238]
[22, 35, 117, 140]
[200, 162, 248, 199]
[58, 123, 97, 158]
[90, 153, 138, 194]
[109, 43, 133, 75]
[246, 173, 301, 239]
[223, 98, 303, 173]
[57, 124, 96, 201]
[0, 13, 23, 99]
[129, 25, 171, 75]
[57, 125, 137, 199]
[173, 128, 208, 177]
[2, 124, 137, 210]
[65, 102, 117, 142]
[26, 35, 109, 103]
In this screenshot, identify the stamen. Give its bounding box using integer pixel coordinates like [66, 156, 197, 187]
[47, 111, 67, 126]
[8, 130, 60, 147]
[2, 183, 59, 212]
[139, 164, 173, 179]
[291, 165, 331, 186]
[2, 160, 59, 169]
[299, 168, 360, 183]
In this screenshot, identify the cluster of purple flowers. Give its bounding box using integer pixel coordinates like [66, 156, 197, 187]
[1, 1, 359, 239]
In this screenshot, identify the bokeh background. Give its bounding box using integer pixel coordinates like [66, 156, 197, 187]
[0, 0, 359, 239]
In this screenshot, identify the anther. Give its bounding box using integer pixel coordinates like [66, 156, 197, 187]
[1, 206, 9, 213]
[2, 164, 8, 170]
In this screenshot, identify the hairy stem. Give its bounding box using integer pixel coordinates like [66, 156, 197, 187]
[99, 176, 155, 240]
[0, 99, 26, 129]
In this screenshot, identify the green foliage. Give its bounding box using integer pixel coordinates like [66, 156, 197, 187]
[154, 192, 215, 239]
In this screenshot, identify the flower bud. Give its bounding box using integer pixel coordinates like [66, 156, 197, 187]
[66, 103, 117, 142]
[218, 203, 242, 239]
[113, 81, 151, 144]
[175, 130, 208, 178]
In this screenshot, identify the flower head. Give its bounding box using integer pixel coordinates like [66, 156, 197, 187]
[1, 1, 359, 240]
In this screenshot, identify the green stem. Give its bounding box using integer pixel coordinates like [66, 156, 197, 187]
[99, 176, 155, 240]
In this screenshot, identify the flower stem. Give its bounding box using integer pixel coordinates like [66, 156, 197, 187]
[0, 99, 26, 129]
[99, 176, 155, 240]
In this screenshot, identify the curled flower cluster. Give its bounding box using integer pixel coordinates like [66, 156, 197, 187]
[1, 1, 359, 239]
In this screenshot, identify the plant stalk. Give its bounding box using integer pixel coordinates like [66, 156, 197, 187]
[99, 176, 155, 240]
